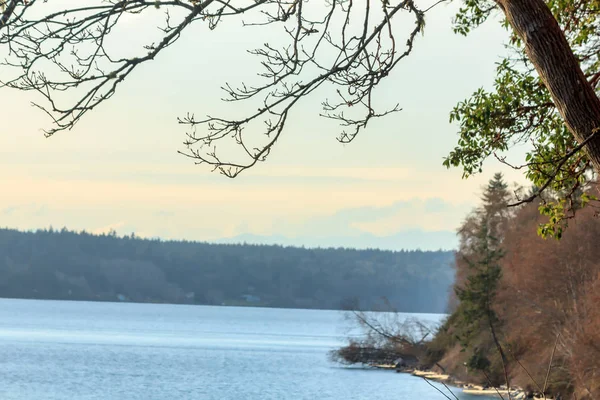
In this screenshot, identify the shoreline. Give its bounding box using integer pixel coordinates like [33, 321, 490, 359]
[372, 365, 534, 399]
[411, 370, 525, 398]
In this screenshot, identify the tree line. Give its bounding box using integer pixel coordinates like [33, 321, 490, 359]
[0, 228, 454, 313]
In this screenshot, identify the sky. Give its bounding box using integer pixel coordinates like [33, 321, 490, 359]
[0, 1, 528, 250]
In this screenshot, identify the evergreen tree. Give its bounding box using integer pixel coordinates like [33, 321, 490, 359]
[451, 173, 512, 385]
[480, 172, 511, 246]
[455, 222, 503, 348]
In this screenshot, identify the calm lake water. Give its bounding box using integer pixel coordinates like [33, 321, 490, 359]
[0, 299, 495, 400]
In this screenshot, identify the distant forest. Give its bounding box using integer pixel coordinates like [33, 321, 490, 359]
[0, 228, 454, 313]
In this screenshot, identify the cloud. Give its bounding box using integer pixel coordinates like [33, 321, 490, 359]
[352, 199, 472, 236]
[216, 200, 466, 249]
[218, 229, 458, 251]
[1, 204, 48, 217]
[329, 202, 413, 223]
[33, 205, 48, 216]
[268, 197, 472, 240]
[2, 206, 19, 215]
[155, 210, 175, 217]
[423, 197, 454, 213]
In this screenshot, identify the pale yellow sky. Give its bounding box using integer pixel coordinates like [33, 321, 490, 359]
[0, 1, 527, 249]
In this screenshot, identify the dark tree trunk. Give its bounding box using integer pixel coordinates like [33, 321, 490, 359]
[497, 0, 600, 173]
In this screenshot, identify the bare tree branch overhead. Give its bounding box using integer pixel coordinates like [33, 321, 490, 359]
[0, 0, 430, 177]
[2, 0, 600, 237]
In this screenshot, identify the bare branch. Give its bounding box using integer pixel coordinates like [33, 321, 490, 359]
[422, 377, 454, 400]
[508, 128, 600, 207]
[174, 0, 427, 176]
[0, 0, 430, 177]
[543, 333, 561, 397]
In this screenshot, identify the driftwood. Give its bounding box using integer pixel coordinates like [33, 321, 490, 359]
[330, 342, 420, 366]
[330, 307, 435, 368]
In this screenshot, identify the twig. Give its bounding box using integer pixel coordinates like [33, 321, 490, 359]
[481, 369, 507, 400]
[439, 380, 461, 400]
[423, 0, 448, 13]
[542, 333, 561, 396]
[505, 344, 545, 398]
[488, 313, 513, 400]
[422, 377, 453, 400]
[509, 128, 600, 207]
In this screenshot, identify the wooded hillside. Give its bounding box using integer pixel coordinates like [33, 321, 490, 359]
[0, 228, 454, 312]
[332, 174, 599, 399]
[429, 175, 600, 399]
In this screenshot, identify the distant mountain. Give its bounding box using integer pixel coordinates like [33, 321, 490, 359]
[0, 228, 456, 313]
[215, 230, 458, 251]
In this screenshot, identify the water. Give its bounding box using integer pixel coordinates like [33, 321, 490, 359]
[0, 299, 495, 400]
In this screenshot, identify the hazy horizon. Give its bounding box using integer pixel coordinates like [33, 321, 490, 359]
[1, 225, 458, 251]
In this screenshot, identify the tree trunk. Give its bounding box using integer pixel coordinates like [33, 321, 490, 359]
[497, 0, 600, 173]
[488, 312, 513, 399]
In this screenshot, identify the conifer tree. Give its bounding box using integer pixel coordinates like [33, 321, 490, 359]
[452, 173, 512, 385]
